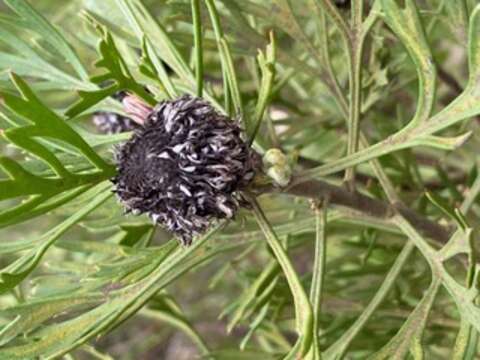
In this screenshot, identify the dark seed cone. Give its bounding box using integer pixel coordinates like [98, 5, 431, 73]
[334, 0, 350, 8]
[93, 112, 140, 134]
[112, 95, 260, 245]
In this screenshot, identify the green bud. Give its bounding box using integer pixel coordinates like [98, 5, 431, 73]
[263, 148, 292, 187]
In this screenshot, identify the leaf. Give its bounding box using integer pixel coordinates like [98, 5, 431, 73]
[0, 294, 103, 347]
[4, 0, 87, 81]
[0, 182, 112, 295]
[80, 345, 114, 360]
[381, 0, 436, 127]
[408, 132, 472, 151]
[0, 74, 115, 228]
[141, 296, 211, 356]
[219, 0, 330, 87]
[205, 0, 244, 118]
[0, 22, 72, 86]
[415, 4, 480, 135]
[249, 197, 313, 358]
[308, 202, 327, 359]
[65, 22, 155, 118]
[324, 242, 416, 359]
[452, 319, 476, 360]
[298, 4, 480, 181]
[206, 349, 280, 360]
[249, 32, 276, 143]
[219, 37, 243, 117]
[0, 224, 224, 359]
[0, 1, 91, 93]
[270, 0, 325, 68]
[443, 0, 469, 44]
[119, 224, 155, 247]
[191, 0, 204, 97]
[138, 37, 178, 99]
[2, 73, 112, 172]
[369, 278, 441, 360]
[239, 303, 271, 350]
[393, 216, 480, 335]
[227, 259, 279, 332]
[115, 0, 194, 86]
[425, 192, 468, 231]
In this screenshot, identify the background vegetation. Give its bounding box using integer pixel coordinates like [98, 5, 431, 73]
[0, 0, 479, 358]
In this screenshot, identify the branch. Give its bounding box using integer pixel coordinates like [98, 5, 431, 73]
[259, 178, 451, 244]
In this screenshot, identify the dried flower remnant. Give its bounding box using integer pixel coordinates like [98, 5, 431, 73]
[334, 0, 350, 9]
[93, 112, 140, 134]
[93, 92, 141, 134]
[112, 95, 259, 245]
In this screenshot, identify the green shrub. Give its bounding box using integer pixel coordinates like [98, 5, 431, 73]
[0, 0, 479, 358]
